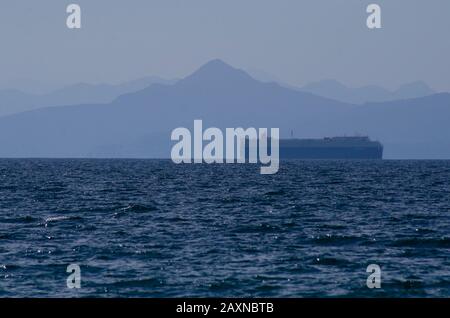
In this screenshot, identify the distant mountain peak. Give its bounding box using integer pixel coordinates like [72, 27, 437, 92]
[179, 59, 254, 86]
[201, 58, 232, 69]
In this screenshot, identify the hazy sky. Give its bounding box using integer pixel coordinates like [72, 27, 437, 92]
[0, 0, 449, 91]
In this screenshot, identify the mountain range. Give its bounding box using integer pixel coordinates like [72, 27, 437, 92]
[0, 76, 175, 117]
[0, 59, 449, 159]
[298, 79, 436, 104]
[246, 70, 436, 104]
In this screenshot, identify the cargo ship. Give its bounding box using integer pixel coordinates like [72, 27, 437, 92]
[244, 136, 383, 160]
[277, 136, 383, 159]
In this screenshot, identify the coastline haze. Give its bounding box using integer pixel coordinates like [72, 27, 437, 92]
[1, 59, 449, 159]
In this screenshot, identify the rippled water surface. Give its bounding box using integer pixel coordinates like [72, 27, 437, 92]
[0, 159, 449, 297]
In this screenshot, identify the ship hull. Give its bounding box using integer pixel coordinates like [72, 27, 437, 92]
[243, 137, 384, 160]
[279, 146, 383, 159]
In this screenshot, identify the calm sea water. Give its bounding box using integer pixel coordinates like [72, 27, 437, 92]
[0, 159, 449, 297]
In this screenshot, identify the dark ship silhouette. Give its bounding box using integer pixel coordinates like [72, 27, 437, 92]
[244, 136, 383, 160]
[278, 136, 383, 159]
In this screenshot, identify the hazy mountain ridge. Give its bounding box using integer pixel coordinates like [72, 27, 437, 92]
[299, 79, 436, 104]
[0, 76, 176, 117]
[0, 60, 449, 159]
[247, 70, 436, 104]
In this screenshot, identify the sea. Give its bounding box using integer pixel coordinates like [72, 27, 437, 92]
[0, 159, 449, 297]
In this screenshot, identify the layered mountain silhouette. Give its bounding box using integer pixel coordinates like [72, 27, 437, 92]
[298, 79, 436, 104]
[0, 59, 449, 159]
[248, 70, 436, 104]
[0, 76, 175, 117]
